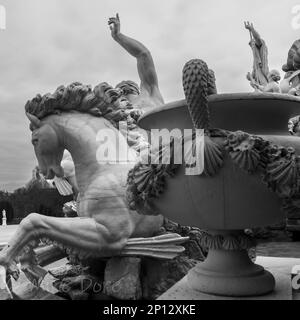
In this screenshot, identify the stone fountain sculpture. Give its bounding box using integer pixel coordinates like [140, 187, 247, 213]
[244, 22, 281, 93]
[1, 15, 300, 299]
[0, 14, 196, 299]
[130, 62, 300, 296]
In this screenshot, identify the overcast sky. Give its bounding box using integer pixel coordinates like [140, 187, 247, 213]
[0, 0, 299, 191]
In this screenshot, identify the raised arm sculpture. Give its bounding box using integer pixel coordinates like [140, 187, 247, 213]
[244, 21, 280, 93]
[108, 14, 164, 113]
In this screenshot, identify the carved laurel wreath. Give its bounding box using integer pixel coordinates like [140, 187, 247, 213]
[126, 138, 181, 215]
[126, 129, 300, 218]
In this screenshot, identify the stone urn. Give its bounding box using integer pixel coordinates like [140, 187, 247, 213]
[135, 90, 300, 297]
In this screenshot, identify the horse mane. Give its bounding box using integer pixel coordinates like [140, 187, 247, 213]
[25, 81, 148, 152]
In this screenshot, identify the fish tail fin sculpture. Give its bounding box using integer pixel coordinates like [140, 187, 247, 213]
[183, 59, 224, 176]
[120, 233, 189, 260]
[53, 177, 74, 196]
[182, 59, 212, 130]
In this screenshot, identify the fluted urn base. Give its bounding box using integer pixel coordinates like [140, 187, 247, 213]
[187, 234, 275, 297]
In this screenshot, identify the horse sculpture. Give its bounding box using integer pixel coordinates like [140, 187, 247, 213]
[0, 81, 190, 296]
[0, 14, 191, 295]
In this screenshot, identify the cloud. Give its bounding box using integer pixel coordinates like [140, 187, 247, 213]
[0, 0, 298, 191]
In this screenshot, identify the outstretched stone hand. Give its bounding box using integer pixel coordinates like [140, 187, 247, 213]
[108, 13, 121, 39]
[244, 21, 254, 32]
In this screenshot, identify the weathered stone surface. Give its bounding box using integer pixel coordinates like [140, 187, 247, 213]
[0, 290, 11, 300]
[141, 256, 197, 300]
[0, 266, 12, 300]
[49, 264, 85, 280]
[12, 282, 63, 300]
[42, 221, 208, 301]
[103, 257, 142, 300]
[162, 219, 207, 260]
[0, 285, 12, 300]
[0, 259, 67, 300]
[35, 245, 66, 267]
[80, 258, 106, 277]
[52, 272, 103, 300]
[67, 289, 89, 301]
[10, 270, 64, 300]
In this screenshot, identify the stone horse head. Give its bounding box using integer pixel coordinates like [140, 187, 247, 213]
[26, 112, 64, 179]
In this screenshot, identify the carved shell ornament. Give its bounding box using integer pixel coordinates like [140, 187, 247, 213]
[224, 131, 263, 173]
[264, 146, 300, 198]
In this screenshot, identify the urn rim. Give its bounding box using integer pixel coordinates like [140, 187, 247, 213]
[139, 92, 300, 135]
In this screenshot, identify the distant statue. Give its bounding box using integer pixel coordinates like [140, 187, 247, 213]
[2, 210, 7, 226]
[280, 40, 300, 94]
[108, 13, 164, 113]
[244, 21, 280, 93]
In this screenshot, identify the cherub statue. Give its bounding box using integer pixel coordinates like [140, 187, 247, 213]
[244, 21, 281, 93]
[108, 13, 164, 113]
[247, 69, 281, 93]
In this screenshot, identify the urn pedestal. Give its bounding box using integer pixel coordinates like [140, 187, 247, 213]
[138, 93, 300, 297]
[187, 232, 275, 297]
